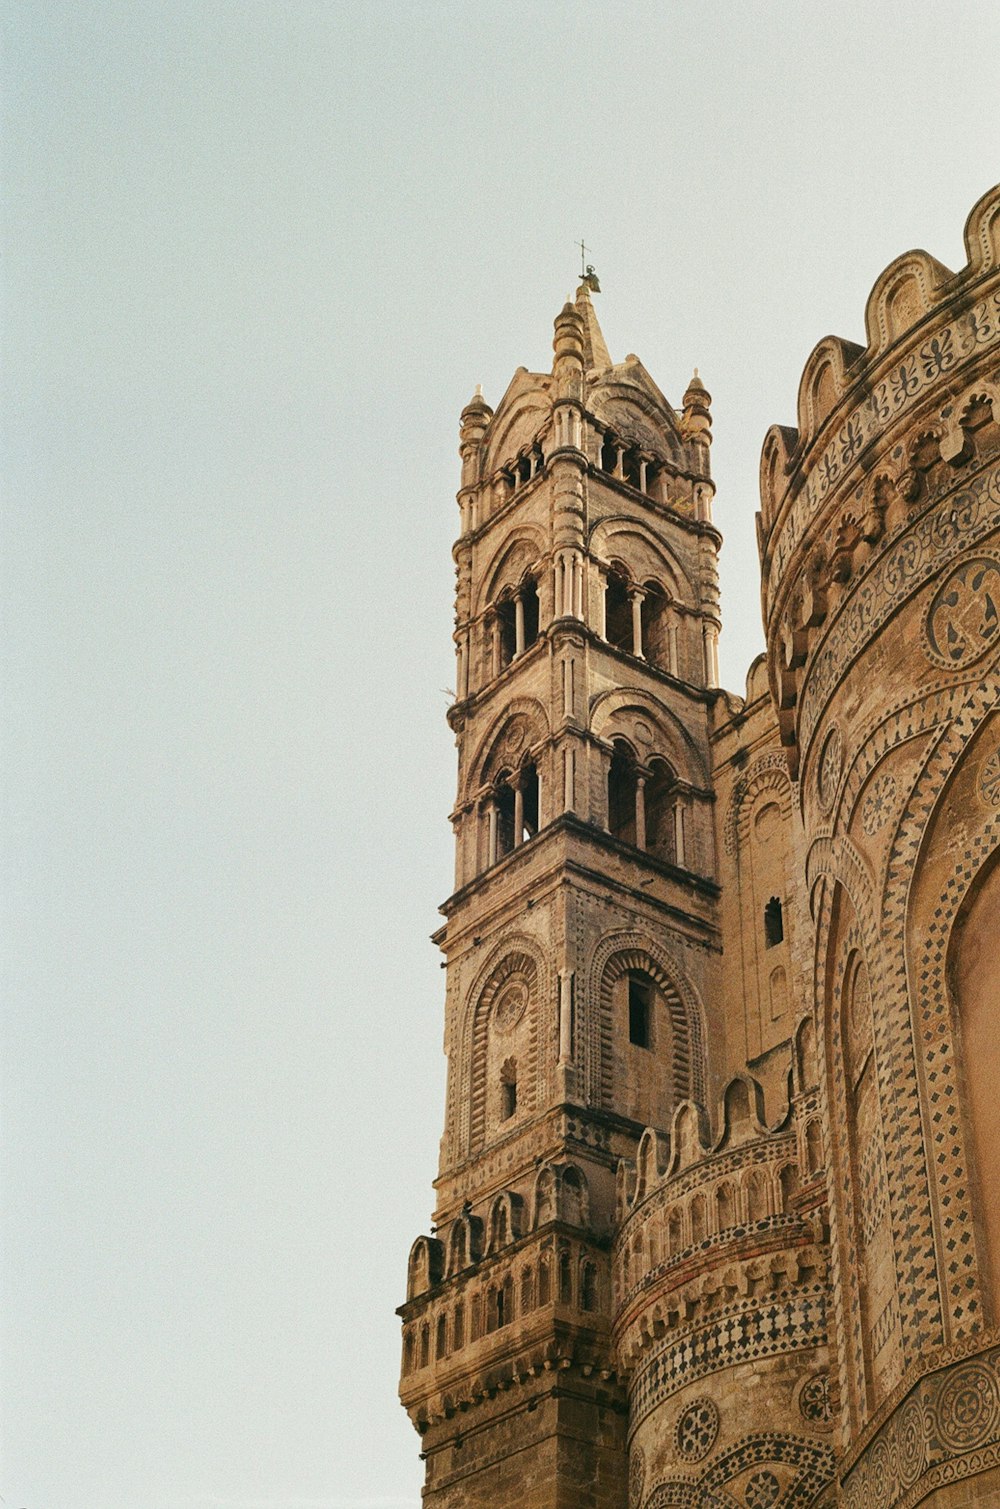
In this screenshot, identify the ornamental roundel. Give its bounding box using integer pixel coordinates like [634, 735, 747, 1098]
[934, 1360, 1000, 1453]
[628, 1444, 646, 1509]
[925, 556, 1000, 669]
[894, 1396, 925, 1488]
[799, 1372, 832, 1424]
[861, 773, 897, 836]
[980, 746, 1000, 807]
[867, 1437, 892, 1503]
[493, 980, 528, 1033]
[744, 1470, 780, 1509]
[675, 1397, 719, 1462]
[816, 726, 843, 814]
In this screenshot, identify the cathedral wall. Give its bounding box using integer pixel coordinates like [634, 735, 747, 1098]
[760, 184, 1000, 1506]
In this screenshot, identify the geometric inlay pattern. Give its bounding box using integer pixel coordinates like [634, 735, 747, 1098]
[799, 1373, 832, 1424]
[630, 1290, 828, 1431]
[675, 1397, 719, 1462]
[925, 557, 1000, 669]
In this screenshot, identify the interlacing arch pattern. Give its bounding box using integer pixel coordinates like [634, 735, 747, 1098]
[589, 933, 707, 1111]
[643, 1431, 836, 1509]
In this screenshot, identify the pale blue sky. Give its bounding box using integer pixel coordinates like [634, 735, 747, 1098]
[2, 4, 998, 1506]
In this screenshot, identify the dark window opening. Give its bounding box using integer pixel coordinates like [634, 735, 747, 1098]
[642, 583, 669, 669]
[581, 1263, 598, 1312]
[624, 449, 642, 488]
[453, 1302, 464, 1349]
[605, 571, 632, 652]
[495, 779, 516, 858]
[500, 1059, 517, 1121]
[608, 740, 638, 845]
[601, 433, 618, 473]
[522, 578, 539, 648]
[520, 761, 539, 840]
[764, 896, 784, 948]
[436, 1314, 447, 1359]
[645, 758, 676, 861]
[497, 599, 517, 669]
[628, 972, 652, 1048]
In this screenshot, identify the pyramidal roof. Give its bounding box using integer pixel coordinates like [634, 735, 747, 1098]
[574, 281, 612, 370]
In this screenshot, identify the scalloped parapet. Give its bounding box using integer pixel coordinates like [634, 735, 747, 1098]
[757, 185, 1000, 772]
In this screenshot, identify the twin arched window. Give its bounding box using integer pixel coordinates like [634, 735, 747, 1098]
[486, 761, 540, 866]
[604, 566, 678, 673]
[607, 741, 682, 863]
[494, 576, 539, 674]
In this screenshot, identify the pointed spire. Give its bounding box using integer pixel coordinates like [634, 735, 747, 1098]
[574, 280, 612, 371]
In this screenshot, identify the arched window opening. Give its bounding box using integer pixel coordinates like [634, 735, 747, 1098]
[538, 1254, 551, 1305]
[558, 1248, 572, 1304]
[779, 1164, 799, 1209]
[518, 453, 532, 486]
[436, 1313, 447, 1359]
[624, 449, 642, 489]
[453, 1301, 465, 1349]
[667, 1208, 681, 1254]
[521, 577, 539, 649]
[628, 970, 653, 1048]
[419, 1323, 430, 1369]
[690, 1195, 707, 1244]
[605, 570, 632, 652]
[581, 1262, 598, 1312]
[645, 759, 677, 861]
[608, 740, 639, 844]
[488, 1276, 512, 1331]
[495, 778, 516, 859]
[497, 597, 517, 669]
[519, 760, 539, 842]
[601, 432, 619, 473]
[642, 582, 671, 669]
[806, 1119, 824, 1175]
[500, 1057, 517, 1121]
[403, 1330, 415, 1375]
[764, 896, 784, 947]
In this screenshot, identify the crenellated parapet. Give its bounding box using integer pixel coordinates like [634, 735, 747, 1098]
[399, 1159, 621, 1435]
[759, 183, 1000, 778]
[609, 1068, 835, 1508]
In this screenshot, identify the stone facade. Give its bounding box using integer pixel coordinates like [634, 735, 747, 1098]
[399, 188, 1000, 1508]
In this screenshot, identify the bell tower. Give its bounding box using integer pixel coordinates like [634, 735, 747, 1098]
[399, 280, 725, 1509]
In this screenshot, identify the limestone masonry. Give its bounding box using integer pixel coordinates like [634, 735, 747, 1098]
[398, 187, 1000, 1508]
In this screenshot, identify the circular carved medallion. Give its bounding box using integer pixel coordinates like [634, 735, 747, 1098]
[675, 1397, 719, 1462]
[745, 1471, 780, 1509]
[800, 1372, 832, 1424]
[980, 747, 1000, 807]
[817, 726, 843, 813]
[493, 981, 528, 1032]
[628, 1444, 646, 1509]
[935, 1360, 1000, 1452]
[867, 1437, 892, 1502]
[861, 773, 897, 835]
[925, 557, 1000, 668]
[895, 1396, 925, 1487]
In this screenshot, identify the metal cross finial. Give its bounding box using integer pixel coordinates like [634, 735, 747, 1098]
[577, 239, 591, 278]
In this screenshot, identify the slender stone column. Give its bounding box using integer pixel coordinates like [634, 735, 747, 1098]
[673, 800, 686, 867]
[513, 778, 524, 847]
[558, 971, 574, 1064]
[635, 776, 647, 851]
[514, 595, 525, 657]
[630, 589, 645, 658]
[487, 803, 498, 867]
[667, 621, 679, 677]
[563, 745, 575, 811]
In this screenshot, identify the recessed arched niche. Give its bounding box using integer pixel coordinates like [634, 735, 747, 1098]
[949, 846, 1000, 1321]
